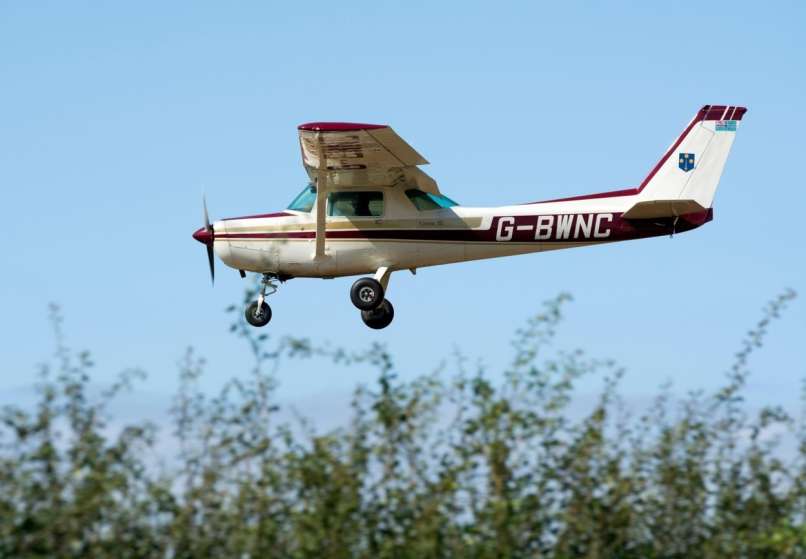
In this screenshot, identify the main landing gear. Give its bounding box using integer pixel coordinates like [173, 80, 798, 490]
[360, 299, 394, 330]
[245, 273, 278, 327]
[350, 267, 394, 330]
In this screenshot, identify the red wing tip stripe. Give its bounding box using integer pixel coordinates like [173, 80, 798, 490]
[700, 105, 747, 121]
[298, 122, 388, 132]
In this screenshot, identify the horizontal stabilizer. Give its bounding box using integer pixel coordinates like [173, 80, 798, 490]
[622, 199, 706, 219]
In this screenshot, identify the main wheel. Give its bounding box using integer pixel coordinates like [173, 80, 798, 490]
[361, 299, 394, 330]
[350, 277, 385, 311]
[245, 301, 272, 327]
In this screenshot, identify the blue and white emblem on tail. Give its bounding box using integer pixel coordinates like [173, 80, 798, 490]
[678, 152, 695, 172]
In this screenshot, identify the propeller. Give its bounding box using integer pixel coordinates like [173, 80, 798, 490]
[203, 196, 215, 284]
[192, 195, 215, 284]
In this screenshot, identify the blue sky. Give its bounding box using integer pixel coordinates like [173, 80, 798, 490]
[1, 1, 804, 425]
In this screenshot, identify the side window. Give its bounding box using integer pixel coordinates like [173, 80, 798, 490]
[405, 189, 459, 211]
[327, 191, 384, 217]
[406, 189, 441, 211]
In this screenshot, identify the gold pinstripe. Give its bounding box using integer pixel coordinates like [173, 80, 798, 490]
[223, 217, 484, 234]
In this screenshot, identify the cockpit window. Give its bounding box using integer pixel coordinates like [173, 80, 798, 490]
[405, 189, 459, 211]
[287, 184, 317, 212]
[328, 191, 384, 217]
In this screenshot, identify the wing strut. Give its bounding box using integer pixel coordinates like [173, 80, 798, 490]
[314, 132, 327, 259]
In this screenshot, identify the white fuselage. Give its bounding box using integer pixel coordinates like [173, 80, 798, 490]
[212, 188, 702, 279]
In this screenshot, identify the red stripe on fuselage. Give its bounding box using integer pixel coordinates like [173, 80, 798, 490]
[216, 210, 712, 244]
[221, 211, 292, 221]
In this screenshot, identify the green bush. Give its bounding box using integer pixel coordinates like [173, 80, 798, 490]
[1, 291, 802, 558]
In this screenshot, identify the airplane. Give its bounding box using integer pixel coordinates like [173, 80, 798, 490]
[193, 104, 746, 330]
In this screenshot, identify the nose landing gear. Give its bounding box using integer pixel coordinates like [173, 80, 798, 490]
[244, 273, 279, 327]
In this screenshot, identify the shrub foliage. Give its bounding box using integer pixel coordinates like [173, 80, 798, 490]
[1, 291, 803, 558]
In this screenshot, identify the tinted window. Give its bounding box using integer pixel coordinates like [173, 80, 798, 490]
[328, 191, 384, 217]
[287, 184, 317, 212]
[405, 189, 459, 211]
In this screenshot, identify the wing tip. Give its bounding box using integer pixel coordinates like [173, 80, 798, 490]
[298, 122, 388, 132]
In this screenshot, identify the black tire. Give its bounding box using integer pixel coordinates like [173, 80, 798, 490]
[361, 299, 394, 330]
[350, 277, 384, 311]
[245, 301, 272, 327]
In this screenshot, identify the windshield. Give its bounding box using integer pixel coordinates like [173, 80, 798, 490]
[287, 184, 317, 212]
[405, 189, 459, 211]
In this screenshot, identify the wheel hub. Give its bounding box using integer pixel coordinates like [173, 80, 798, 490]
[359, 287, 375, 302]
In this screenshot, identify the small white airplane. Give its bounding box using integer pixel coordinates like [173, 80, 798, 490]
[193, 104, 746, 329]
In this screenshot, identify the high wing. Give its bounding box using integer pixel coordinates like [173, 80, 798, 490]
[297, 122, 440, 194]
[297, 122, 440, 258]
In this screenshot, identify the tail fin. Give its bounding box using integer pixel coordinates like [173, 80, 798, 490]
[623, 105, 746, 219]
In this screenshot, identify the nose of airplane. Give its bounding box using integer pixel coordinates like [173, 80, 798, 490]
[192, 227, 214, 245]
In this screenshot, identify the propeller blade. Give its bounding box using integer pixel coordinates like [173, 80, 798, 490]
[203, 194, 211, 232]
[193, 194, 215, 284]
[207, 244, 215, 284]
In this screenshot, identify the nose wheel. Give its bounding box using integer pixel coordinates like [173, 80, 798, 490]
[245, 301, 272, 327]
[244, 273, 279, 328]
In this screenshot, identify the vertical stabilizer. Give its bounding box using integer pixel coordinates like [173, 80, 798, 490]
[628, 105, 746, 215]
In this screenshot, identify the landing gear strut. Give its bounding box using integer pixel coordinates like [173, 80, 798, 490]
[351, 267, 394, 329]
[245, 273, 278, 327]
